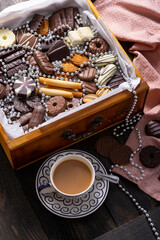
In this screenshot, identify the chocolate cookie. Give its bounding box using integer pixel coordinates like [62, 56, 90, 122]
[110, 144, 132, 165]
[83, 81, 97, 94]
[88, 38, 109, 54]
[46, 96, 67, 117]
[95, 135, 118, 158]
[14, 98, 32, 113]
[78, 67, 97, 82]
[13, 76, 36, 98]
[139, 145, 160, 168]
[145, 120, 160, 139]
[107, 75, 125, 89]
[26, 95, 42, 109]
[67, 98, 80, 110]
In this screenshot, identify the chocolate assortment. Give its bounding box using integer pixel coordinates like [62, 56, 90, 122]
[0, 6, 128, 134]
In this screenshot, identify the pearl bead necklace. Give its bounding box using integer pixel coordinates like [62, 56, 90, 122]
[118, 183, 160, 239]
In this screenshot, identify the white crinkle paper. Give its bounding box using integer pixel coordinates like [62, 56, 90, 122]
[0, 0, 140, 139]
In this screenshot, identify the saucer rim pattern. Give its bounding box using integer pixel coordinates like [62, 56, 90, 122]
[35, 149, 109, 218]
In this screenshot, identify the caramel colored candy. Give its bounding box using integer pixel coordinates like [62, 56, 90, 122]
[83, 94, 98, 103]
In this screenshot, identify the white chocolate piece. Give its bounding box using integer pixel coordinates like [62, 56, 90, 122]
[77, 27, 93, 42]
[68, 30, 84, 46]
[0, 29, 16, 47]
[38, 87, 73, 98]
[38, 77, 82, 89]
[94, 54, 116, 67]
[98, 64, 117, 86]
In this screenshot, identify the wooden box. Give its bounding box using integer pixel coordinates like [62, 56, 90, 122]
[0, 0, 149, 169]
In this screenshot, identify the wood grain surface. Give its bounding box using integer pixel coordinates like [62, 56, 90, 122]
[0, 1, 159, 240]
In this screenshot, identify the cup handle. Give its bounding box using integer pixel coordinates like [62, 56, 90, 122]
[38, 183, 56, 194]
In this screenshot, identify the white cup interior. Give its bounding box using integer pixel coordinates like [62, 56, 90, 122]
[50, 154, 95, 197]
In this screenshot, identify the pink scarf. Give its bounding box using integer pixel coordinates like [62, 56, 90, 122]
[94, 0, 160, 200]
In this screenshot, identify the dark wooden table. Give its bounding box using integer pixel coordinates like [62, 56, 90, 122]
[0, 123, 160, 240]
[0, 1, 160, 239]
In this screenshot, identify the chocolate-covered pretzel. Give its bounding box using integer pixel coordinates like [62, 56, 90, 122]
[33, 50, 54, 75]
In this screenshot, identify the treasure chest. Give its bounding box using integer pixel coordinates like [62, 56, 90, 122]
[0, 0, 149, 169]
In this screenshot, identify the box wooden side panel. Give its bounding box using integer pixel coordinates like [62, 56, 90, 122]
[3, 80, 148, 169]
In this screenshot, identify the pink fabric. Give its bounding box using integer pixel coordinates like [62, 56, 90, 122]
[94, 0, 160, 200]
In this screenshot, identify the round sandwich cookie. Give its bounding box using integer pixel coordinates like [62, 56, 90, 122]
[95, 135, 119, 158]
[67, 98, 80, 110]
[109, 144, 132, 165]
[145, 120, 160, 139]
[139, 145, 160, 168]
[46, 96, 67, 117]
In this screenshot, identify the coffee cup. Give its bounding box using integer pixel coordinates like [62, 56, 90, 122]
[38, 154, 95, 198]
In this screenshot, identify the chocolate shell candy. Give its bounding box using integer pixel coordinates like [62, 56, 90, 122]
[145, 120, 160, 138]
[98, 64, 117, 86]
[78, 67, 97, 82]
[14, 76, 36, 98]
[33, 50, 54, 75]
[28, 105, 45, 129]
[107, 75, 125, 89]
[47, 40, 70, 62]
[83, 81, 97, 94]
